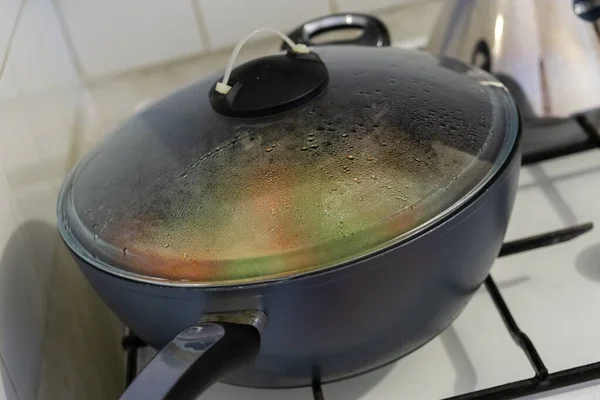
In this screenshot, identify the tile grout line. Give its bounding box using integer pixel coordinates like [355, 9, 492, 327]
[0, 0, 27, 82]
[190, 0, 211, 51]
[49, 0, 87, 83]
[0, 354, 21, 400]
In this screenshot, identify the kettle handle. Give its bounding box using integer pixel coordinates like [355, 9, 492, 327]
[282, 13, 391, 49]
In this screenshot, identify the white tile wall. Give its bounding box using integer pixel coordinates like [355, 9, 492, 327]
[0, 357, 18, 400]
[0, 0, 21, 66]
[0, 176, 45, 400]
[47, 0, 431, 80]
[0, 0, 124, 399]
[57, 0, 205, 80]
[334, 0, 417, 12]
[198, 0, 330, 50]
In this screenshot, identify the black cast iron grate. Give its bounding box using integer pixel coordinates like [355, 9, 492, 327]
[122, 114, 600, 399]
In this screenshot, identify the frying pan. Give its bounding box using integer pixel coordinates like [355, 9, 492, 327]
[57, 14, 521, 399]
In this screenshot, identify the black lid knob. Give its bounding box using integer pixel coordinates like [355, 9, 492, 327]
[209, 50, 329, 118]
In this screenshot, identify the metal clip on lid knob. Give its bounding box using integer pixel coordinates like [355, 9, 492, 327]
[209, 28, 329, 118]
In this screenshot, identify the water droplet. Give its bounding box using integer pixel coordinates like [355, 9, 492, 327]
[164, 244, 169, 248]
[310, 144, 319, 149]
[367, 157, 374, 161]
[183, 253, 188, 259]
[346, 154, 355, 160]
[265, 146, 273, 152]
[308, 132, 315, 137]
[353, 178, 361, 183]
[301, 146, 309, 151]
[94, 234, 99, 240]
[271, 143, 277, 147]
[123, 247, 128, 256]
[359, 196, 364, 201]
[307, 137, 315, 142]
[371, 174, 376, 180]
[387, 185, 392, 189]
[179, 172, 188, 178]
[342, 133, 348, 137]
[415, 157, 421, 162]
[404, 184, 409, 188]
[381, 143, 388, 147]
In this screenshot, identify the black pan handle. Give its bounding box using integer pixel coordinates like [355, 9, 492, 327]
[282, 13, 391, 49]
[120, 311, 266, 400]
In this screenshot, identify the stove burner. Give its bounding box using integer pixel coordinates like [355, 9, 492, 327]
[121, 112, 600, 399]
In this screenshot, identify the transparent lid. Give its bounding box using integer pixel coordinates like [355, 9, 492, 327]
[57, 46, 519, 286]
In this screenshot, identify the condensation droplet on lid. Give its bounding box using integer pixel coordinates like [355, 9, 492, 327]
[310, 144, 319, 149]
[353, 178, 361, 183]
[308, 133, 315, 137]
[342, 133, 348, 137]
[265, 147, 273, 152]
[301, 146, 309, 151]
[122, 247, 128, 256]
[307, 137, 315, 142]
[367, 157, 374, 161]
[387, 185, 392, 189]
[93, 234, 99, 240]
[371, 174, 376, 180]
[164, 244, 169, 248]
[346, 154, 355, 160]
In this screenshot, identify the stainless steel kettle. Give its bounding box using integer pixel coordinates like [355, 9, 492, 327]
[426, 0, 600, 120]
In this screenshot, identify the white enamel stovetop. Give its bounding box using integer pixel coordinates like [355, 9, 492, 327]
[135, 142, 600, 399]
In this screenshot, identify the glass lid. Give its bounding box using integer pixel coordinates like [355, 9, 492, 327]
[57, 46, 519, 286]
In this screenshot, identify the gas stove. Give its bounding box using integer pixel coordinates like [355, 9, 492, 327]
[121, 111, 600, 399]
